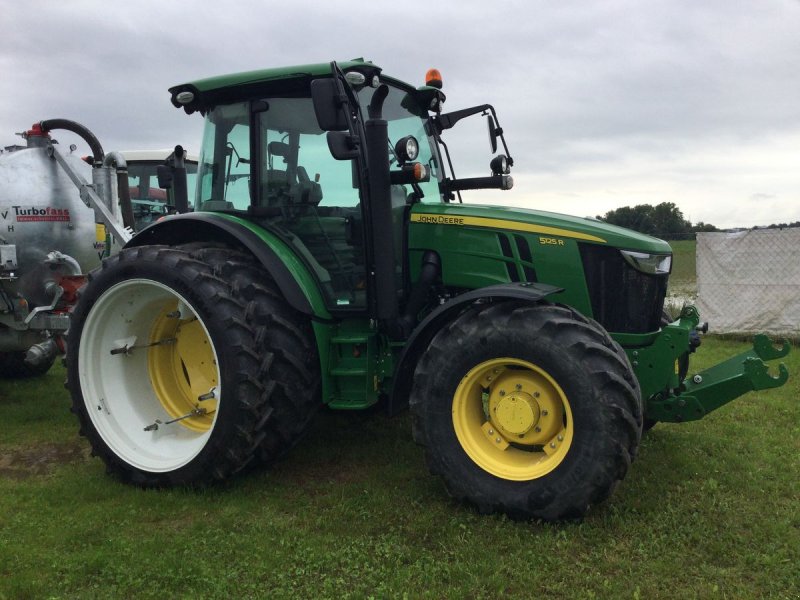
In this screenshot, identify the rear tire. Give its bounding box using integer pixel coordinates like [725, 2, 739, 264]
[410, 302, 642, 521]
[66, 244, 320, 486]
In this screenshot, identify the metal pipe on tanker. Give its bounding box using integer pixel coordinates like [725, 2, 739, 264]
[104, 152, 136, 231]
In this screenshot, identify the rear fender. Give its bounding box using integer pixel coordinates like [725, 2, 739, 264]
[127, 213, 330, 318]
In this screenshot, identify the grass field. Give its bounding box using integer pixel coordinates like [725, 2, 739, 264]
[667, 239, 697, 296]
[1, 336, 798, 599]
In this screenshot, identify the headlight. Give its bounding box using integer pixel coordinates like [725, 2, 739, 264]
[620, 250, 672, 275]
[490, 154, 509, 176]
[395, 136, 419, 163]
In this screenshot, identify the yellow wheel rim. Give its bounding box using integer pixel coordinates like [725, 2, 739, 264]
[452, 358, 573, 481]
[148, 301, 218, 432]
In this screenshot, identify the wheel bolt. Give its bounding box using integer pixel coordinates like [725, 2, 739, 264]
[499, 390, 506, 396]
[488, 429, 494, 435]
[515, 384, 522, 391]
[534, 426, 541, 433]
[496, 437, 502, 443]
[534, 391, 540, 398]
[557, 435, 563, 441]
[541, 409, 548, 416]
[550, 442, 556, 449]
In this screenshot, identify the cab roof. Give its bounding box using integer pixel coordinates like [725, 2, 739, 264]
[168, 59, 386, 114]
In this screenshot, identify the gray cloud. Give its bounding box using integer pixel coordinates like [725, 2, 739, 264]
[2, 0, 798, 229]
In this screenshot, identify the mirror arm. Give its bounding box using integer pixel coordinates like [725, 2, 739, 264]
[432, 104, 492, 133]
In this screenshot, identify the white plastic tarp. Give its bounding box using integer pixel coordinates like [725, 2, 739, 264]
[696, 229, 800, 335]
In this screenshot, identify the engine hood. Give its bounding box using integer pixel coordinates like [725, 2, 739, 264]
[409, 202, 673, 254]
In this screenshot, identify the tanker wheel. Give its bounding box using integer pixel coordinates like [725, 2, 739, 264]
[410, 302, 642, 521]
[0, 350, 54, 378]
[66, 244, 320, 486]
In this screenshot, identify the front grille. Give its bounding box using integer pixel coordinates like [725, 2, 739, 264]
[578, 244, 667, 334]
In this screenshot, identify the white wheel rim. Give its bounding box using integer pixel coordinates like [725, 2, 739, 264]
[78, 279, 221, 472]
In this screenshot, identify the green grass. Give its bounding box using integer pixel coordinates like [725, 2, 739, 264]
[1, 341, 798, 599]
[668, 239, 697, 296]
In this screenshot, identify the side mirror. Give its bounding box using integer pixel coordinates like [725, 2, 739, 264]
[311, 78, 350, 131]
[156, 164, 173, 189]
[487, 115, 498, 154]
[326, 131, 359, 160]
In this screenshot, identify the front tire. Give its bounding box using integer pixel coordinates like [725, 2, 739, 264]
[66, 244, 320, 486]
[410, 302, 642, 521]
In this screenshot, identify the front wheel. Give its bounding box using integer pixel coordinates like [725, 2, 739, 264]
[410, 302, 642, 521]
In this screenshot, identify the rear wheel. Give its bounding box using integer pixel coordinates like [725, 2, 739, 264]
[66, 244, 320, 485]
[410, 302, 642, 521]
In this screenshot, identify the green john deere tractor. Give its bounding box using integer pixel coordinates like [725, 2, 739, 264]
[66, 60, 789, 520]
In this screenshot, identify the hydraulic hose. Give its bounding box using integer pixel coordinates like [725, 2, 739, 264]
[39, 118, 105, 165]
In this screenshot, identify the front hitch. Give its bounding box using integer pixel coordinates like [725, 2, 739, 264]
[646, 334, 790, 422]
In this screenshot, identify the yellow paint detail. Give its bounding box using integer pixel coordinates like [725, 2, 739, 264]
[410, 213, 607, 243]
[148, 302, 218, 432]
[452, 357, 574, 481]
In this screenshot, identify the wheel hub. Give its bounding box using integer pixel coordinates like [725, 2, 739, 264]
[493, 392, 539, 435]
[452, 357, 574, 481]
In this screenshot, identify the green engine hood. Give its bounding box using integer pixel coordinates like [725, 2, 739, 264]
[410, 202, 673, 254]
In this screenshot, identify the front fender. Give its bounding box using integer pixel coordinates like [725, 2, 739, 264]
[388, 282, 563, 415]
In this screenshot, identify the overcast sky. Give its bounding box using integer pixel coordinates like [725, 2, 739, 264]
[2, 0, 798, 229]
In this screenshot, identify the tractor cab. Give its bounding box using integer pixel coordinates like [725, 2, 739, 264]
[188, 77, 441, 310]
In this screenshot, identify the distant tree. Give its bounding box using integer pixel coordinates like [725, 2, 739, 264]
[599, 202, 692, 238]
[693, 221, 718, 232]
[650, 202, 692, 237]
[599, 204, 655, 233]
[765, 222, 800, 229]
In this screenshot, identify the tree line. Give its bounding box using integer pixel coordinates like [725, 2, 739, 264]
[597, 203, 800, 238]
[596, 202, 716, 239]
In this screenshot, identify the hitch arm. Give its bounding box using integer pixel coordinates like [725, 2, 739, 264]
[646, 335, 790, 422]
